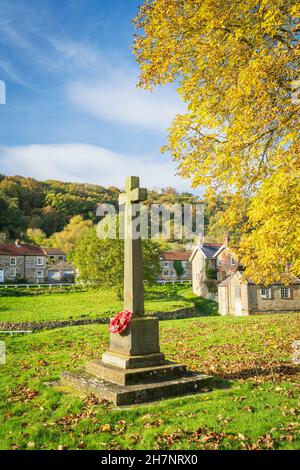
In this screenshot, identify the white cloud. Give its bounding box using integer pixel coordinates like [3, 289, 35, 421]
[67, 70, 185, 132]
[0, 143, 193, 192]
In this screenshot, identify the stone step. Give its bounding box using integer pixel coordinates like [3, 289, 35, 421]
[86, 360, 187, 386]
[61, 370, 214, 406]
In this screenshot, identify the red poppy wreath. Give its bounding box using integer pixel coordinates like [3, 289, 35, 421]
[109, 310, 133, 334]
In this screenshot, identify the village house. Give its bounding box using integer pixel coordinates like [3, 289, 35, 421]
[0, 240, 73, 284]
[0, 240, 47, 284]
[47, 261, 75, 283]
[218, 271, 300, 316]
[42, 247, 67, 263]
[190, 238, 240, 297]
[159, 251, 192, 282]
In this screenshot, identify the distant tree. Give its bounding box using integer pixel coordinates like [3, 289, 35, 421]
[50, 215, 93, 257]
[72, 216, 161, 299]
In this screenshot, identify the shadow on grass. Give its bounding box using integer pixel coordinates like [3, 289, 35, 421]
[183, 293, 220, 317]
[219, 364, 300, 381]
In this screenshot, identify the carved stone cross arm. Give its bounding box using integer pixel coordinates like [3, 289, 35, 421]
[119, 176, 148, 205]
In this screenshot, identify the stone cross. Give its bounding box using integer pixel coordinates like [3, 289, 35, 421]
[119, 176, 147, 316]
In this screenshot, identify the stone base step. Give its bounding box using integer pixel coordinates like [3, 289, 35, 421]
[61, 370, 214, 406]
[86, 360, 187, 386]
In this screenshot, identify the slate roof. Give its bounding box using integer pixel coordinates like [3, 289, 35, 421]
[200, 243, 223, 259]
[0, 243, 45, 256]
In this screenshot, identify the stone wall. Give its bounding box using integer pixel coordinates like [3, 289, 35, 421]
[0, 255, 47, 283]
[0, 306, 195, 331]
[248, 284, 300, 313]
[25, 256, 46, 283]
[192, 250, 208, 297]
[216, 247, 238, 281]
[0, 255, 25, 282]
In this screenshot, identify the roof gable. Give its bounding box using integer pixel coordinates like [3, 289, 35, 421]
[190, 243, 223, 261]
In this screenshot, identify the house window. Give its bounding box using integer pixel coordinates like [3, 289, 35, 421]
[261, 287, 271, 299]
[183, 269, 187, 276]
[281, 287, 291, 299]
[164, 262, 169, 268]
[58, 256, 64, 261]
[10, 268, 17, 277]
[231, 258, 236, 266]
[37, 257, 44, 266]
[182, 261, 187, 268]
[37, 270, 44, 279]
[163, 270, 169, 277]
[235, 286, 241, 298]
[10, 257, 17, 266]
[217, 257, 222, 266]
[50, 256, 55, 260]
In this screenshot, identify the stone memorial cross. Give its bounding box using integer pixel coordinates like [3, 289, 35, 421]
[61, 175, 213, 406]
[119, 176, 147, 316]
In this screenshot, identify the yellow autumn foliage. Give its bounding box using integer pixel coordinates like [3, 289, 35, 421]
[134, 0, 299, 282]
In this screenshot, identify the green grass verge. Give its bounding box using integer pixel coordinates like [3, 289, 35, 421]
[0, 284, 193, 323]
[0, 314, 300, 450]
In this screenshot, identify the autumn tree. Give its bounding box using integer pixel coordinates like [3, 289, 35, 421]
[134, 0, 300, 282]
[50, 215, 93, 257]
[72, 216, 162, 299]
[26, 228, 47, 246]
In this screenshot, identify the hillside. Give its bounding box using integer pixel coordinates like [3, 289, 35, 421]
[0, 174, 202, 240]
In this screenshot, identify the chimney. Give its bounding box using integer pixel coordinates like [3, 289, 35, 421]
[197, 234, 204, 247]
[15, 238, 21, 248]
[224, 232, 230, 246]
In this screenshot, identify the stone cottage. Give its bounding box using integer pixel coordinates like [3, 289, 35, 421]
[0, 240, 47, 284]
[159, 251, 192, 281]
[218, 271, 300, 316]
[0, 241, 71, 284]
[42, 247, 67, 262]
[190, 239, 239, 297]
[47, 261, 75, 283]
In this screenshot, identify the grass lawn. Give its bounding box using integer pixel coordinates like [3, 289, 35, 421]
[0, 313, 300, 450]
[0, 285, 193, 323]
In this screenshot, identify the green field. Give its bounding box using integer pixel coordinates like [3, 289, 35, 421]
[0, 285, 193, 323]
[0, 313, 300, 450]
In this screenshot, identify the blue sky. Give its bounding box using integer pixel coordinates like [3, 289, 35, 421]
[0, 0, 198, 193]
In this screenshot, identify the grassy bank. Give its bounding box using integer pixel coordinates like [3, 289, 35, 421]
[0, 284, 193, 323]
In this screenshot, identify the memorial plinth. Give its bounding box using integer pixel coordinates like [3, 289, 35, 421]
[61, 176, 213, 406]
